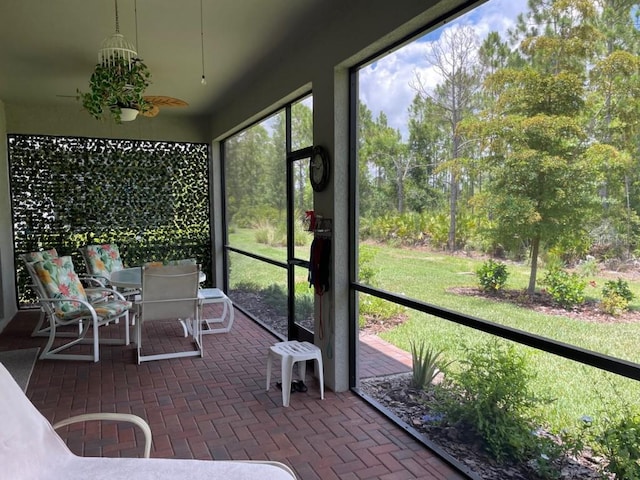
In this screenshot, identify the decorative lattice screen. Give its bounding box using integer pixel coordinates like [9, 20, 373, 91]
[9, 134, 211, 306]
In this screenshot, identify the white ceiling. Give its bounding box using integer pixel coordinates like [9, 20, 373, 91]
[0, 0, 334, 118]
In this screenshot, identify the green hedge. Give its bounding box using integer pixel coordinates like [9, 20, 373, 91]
[9, 134, 211, 305]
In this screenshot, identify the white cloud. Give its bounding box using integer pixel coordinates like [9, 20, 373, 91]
[359, 0, 528, 139]
[359, 41, 439, 132]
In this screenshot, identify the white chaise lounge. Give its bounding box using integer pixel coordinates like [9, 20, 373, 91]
[0, 363, 297, 479]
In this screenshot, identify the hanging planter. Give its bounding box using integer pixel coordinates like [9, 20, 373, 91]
[77, 56, 151, 124]
[119, 107, 139, 122]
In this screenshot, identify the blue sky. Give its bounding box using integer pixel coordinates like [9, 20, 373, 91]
[359, 0, 528, 139]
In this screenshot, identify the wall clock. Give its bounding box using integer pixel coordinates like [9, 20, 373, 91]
[309, 146, 330, 192]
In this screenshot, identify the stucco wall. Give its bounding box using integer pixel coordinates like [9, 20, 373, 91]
[0, 100, 16, 331]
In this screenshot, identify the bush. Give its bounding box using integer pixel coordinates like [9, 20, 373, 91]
[542, 268, 587, 309]
[476, 259, 509, 293]
[594, 407, 640, 479]
[601, 293, 630, 317]
[601, 279, 634, 316]
[254, 220, 282, 246]
[359, 295, 405, 329]
[357, 245, 405, 328]
[358, 245, 378, 285]
[435, 340, 546, 463]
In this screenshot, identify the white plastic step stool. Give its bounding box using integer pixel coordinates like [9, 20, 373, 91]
[198, 288, 234, 334]
[180, 288, 234, 337]
[266, 340, 324, 407]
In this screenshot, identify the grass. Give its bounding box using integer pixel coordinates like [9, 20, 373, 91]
[229, 229, 640, 430]
[365, 243, 640, 428]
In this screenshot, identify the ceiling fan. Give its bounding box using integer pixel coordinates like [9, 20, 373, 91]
[139, 96, 188, 118]
[73, 0, 188, 122]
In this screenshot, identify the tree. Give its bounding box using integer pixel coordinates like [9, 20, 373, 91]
[463, 0, 603, 294]
[272, 102, 314, 216]
[225, 125, 274, 225]
[360, 111, 410, 213]
[356, 101, 379, 218]
[586, 0, 640, 257]
[406, 94, 448, 212]
[412, 25, 482, 251]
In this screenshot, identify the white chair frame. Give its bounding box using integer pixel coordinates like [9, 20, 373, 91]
[136, 263, 203, 363]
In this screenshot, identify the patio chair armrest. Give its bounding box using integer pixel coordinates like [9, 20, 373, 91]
[79, 275, 106, 288]
[83, 286, 128, 302]
[53, 412, 153, 458]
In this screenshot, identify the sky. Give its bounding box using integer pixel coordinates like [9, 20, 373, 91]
[358, 0, 529, 139]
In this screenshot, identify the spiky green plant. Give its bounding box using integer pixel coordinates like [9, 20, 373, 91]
[410, 340, 448, 389]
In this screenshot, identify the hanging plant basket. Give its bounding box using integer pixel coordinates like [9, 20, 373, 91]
[78, 56, 152, 124]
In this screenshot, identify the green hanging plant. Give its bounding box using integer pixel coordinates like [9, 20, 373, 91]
[77, 56, 152, 123]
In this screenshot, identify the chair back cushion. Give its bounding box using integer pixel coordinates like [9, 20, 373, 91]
[0, 363, 73, 478]
[33, 256, 89, 318]
[140, 263, 200, 322]
[23, 248, 59, 264]
[21, 251, 58, 295]
[81, 244, 124, 280]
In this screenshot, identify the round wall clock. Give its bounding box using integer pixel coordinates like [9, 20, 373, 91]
[310, 146, 330, 192]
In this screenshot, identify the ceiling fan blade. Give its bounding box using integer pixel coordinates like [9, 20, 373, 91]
[143, 95, 188, 107]
[140, 104, 160, 117]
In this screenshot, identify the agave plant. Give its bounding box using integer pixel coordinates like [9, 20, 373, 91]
[410, 340, 449, 389]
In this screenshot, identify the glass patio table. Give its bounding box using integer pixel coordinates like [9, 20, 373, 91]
[111, 266, 231, 337]
[110, 267, 206, 289]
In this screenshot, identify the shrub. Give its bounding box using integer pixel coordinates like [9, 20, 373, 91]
[294, 282, 314, 319]
[476, 259, 509, 293]
[594, 407, 640, 479]
[358, 245, 378, 285]
[410, 340, 449, 389]
[425, 213, 451, 249]
[542, 268, 586, 309]
[435, 340, 545, 463]
[601, 293, 630, 317]
[601, 278, 634, 316]
[358, 295, 405, 329]
[254, 220, 280, 245]
[357, 246, 405, 328]
[578, 256, 599, 277]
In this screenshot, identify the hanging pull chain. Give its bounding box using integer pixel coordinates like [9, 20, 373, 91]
[114, 0, 120, 33]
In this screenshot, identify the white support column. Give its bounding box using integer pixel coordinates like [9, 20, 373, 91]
[312, 67, 350, 393]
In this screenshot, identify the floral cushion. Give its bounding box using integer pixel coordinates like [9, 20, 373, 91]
[23, 248, 58, 263]
[92, 298, 132, 318]
[85, 289, 111, 303]
[33, 256, 132, 320]
[82, 244, 125, 280]
[33, 256, 88, 318]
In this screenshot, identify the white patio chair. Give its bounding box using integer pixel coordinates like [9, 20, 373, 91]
[21, 249, 110, 338]
[32, 256, 131, 362]
[79, 243, 140, 299]
[0, 363, 297, 479]
[136, 262, 203, 363]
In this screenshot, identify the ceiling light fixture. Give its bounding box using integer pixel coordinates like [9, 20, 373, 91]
[200, 0, 207, 86]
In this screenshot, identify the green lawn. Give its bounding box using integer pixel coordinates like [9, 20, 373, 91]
[363, 242, 640, 428]
[229, 229, 640, 429]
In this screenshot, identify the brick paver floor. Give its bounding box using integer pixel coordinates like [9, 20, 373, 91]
[0, 307, 466, 480]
